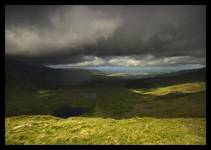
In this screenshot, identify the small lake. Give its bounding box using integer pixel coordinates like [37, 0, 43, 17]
[52, 106, 89, 118]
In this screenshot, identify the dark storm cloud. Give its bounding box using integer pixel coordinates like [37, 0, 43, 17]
[5, 5, 206, 65]
[90, 5, 205, 57]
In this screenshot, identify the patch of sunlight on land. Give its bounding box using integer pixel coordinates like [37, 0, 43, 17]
[130, 82, 206, 96]
[37, 90, 53, 97]
[5, 115, 206, 145]
[106, 73, 149, 77]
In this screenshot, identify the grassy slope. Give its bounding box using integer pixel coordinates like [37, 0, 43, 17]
[6, 82, 206, 118]
[6, 116, 205, 145]
[5, 81, 206, 144]
[130, 82, 205, 95]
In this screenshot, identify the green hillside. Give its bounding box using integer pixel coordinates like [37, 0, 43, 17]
[5, 59, 206, 145]
[5, 81, 206, 144]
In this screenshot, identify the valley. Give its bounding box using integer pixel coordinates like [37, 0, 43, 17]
[5, 59, 206, 144]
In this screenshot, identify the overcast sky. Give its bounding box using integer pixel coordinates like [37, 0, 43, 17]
[5, 5, 206, 68]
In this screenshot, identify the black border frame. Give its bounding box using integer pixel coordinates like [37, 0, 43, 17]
[1, 0, 209, 150]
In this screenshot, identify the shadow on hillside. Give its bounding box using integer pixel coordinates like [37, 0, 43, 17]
[5, 92, 206, 119]
[5, 76, 206, 119]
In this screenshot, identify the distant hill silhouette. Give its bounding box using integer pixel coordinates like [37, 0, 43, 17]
[125, 67, 206, 88]
[5, 57, 206, 90]
[5, 57, 103, 90]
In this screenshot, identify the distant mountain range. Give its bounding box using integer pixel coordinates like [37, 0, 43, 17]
[5, 57, 206, 90]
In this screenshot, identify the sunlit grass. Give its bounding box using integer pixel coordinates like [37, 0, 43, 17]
[130, 82, 206, 96]
[5, 115, 206, 145]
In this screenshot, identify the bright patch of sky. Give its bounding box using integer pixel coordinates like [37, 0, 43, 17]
[47, 55, 205, 74]
[81, 64, 204, 74]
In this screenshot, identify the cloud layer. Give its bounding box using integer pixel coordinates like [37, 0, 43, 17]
[6, 6, 121, 56]
[5, 5, 206, 66]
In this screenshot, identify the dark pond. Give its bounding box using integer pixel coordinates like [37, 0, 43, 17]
[52, 106, 89, 118]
